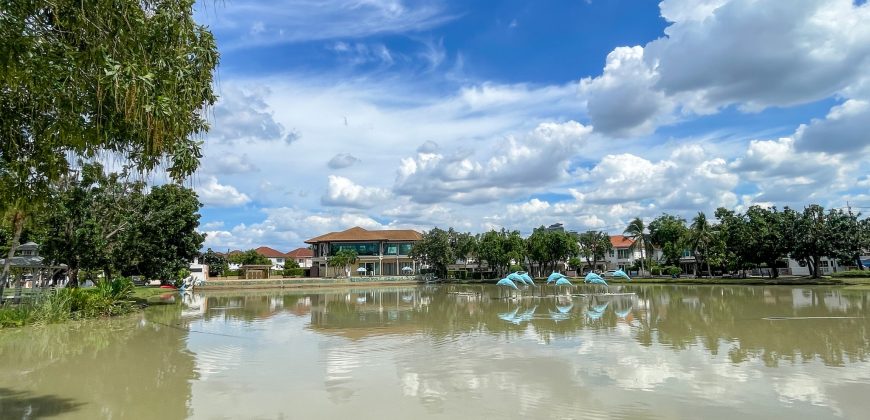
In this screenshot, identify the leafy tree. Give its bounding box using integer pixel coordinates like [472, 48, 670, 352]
[0, 0, 218, 286]
[577, 231, 612, 272]
[329, 249, 358, 277]
[410, 227, 453, 278]
[453, 231, 478, 270]
[648, 214, 688, 267]
[568, 257, 583, 272]
[283, 259, 301, 269]
[118, 184, 204, 282]
[687, 212, 715, 277]
[476, 229, 524, 278]
[200, 248, 229, 277]
[623, 217, 652, 275]
[743, 206, 790, 278]
[40, 163, 145, 286]
[228, 250, 271, 266]
[715, 208, 751, 276]
[525, 228, 578, 277]
[785, 205, 832, 279]
[826, 208, 865, 271]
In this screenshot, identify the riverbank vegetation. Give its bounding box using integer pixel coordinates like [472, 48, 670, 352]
[1, 1, 218, 325]
[413, 204, 870, 280]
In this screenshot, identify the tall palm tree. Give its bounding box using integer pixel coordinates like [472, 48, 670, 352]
[624, 217, 650, 276]
[688, 212, 714, 277]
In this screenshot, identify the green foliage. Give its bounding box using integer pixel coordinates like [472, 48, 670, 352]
[830, 270, 870, 278]
[329, 249, 358, 277]
[410, 227, 453, 278]
[665, 266, 682, 276]
[526, 227, 579, 276]
[228, 250, 271, 266]
[283, 260, 301, 269]
[283, 268, 304, 277]
[651, 267, 663, 276]
[568, 257, 583, 271]
[577, 231, 612, 270]
[624, 217, 653, 274]
[477, 229, 525, 277]
[200, 248, 229, 276]
[0, 305, 32, 328]
[649, 214, 688, 267]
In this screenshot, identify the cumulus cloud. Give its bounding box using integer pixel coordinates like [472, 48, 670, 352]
[581, 0, 870, 136]
[730, 137, 854, 203]
[206, 154, 260, 175]
[321, 175, 391, 209]
[793, 99, 870, 154]
[196, 177, 252, 207]
[394, 121, 592, 204]
[327, 153, 362, 169]
[209, 86, 300, 144]
[572, 144, 739, 211]
[579, 46, 674, 137]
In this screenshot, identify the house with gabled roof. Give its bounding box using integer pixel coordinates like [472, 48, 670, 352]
[305, 226, 422, 277]
[285, 247, 314, 268]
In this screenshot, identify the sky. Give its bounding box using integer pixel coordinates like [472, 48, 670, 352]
[190, 0, 870, 252]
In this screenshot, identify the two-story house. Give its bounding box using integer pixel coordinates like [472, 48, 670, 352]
[285, 247, 314, 268]
[305, 226, 422, 277]
[604, 235, 641, 271]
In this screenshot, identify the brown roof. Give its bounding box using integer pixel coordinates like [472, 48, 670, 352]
[305, 226, 422, 244]
[286, 247, 313, 258]
[255, 246, 286, 258]
[610, 235, 635, 248]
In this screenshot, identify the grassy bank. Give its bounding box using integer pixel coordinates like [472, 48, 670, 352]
[0, 280, 158, 329]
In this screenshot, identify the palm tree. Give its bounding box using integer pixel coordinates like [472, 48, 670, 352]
[688, 212, 714, 277]
[623, 217, 650, 276]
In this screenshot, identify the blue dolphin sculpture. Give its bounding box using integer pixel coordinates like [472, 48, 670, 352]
[547, 272, 567, 284]
[611, 269, 631, 281]
[496, 277, 519, 290]
[508, 272, 528, 285]
[555, 277, 573, 286]
[519, 272, 534, 285]
[584, 272, 606, 284]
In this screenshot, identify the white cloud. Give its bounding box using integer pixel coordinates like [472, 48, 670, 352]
[794, 99, 870, 153]
[327, 153, 362, 169]
[581, 0, 870, 136]
[209, 86, 299, 144]
[202, 0, 456, 49]
[579, 46, 674, 137]
[196, 177, 252, 207]
[394, 121, 592, 204]
[205, 154, 260, 175]
[321, 175, 391, 209]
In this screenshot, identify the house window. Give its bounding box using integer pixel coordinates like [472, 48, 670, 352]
[617, 249, 631, 259]
[820, 260, 829, 267]
[384, 243, 399, 255]
[330, 242, 378, 256]
[609, 250, 615, 257]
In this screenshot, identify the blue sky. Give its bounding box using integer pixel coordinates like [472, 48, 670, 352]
[191, 0, 870, 252]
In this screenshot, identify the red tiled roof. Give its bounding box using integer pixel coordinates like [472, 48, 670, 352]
[610, 235, 635, 248]
[255, 246, 286, 258]
[286, 247, 313, 258]
[305, 226, 422, 244]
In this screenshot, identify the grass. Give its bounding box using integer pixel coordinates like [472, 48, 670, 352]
[0, 278, 143, 329]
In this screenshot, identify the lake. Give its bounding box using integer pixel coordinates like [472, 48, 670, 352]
[1, 284, 869, 419]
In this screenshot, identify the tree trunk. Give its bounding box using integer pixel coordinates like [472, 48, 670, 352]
[812, 255, 821, 278]
[0, 211, 25, 300]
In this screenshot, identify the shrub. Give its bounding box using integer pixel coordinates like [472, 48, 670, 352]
[651, 267, 662, 275]
[0, 305, 33, 328]
[831, 269, 870, 278]
[665, 266, 681, 276]
[284, 268, 304, 277]
[509, 265, 525, 273]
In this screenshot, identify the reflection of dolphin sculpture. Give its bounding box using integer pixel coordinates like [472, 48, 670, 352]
[497, 278, 519, 290]
[615, 307, 632, 318]
[547, 272, 567, 284]
[517, 306, 537, 322]
[498, 307, 520, 322]
[556, 302, 573, 314]
[555, 277, 573, 286]
[519, 272, 534, 285]
[548, 310, 571, 321]
[591, 301, 610, 313]
[508, 272, 528, 285]
[401, 294, 414, 303]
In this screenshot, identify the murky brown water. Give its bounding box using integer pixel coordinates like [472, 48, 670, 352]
[1, 284, 869, 419]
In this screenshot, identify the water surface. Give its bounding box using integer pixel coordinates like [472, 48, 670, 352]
[2, 284, 869, 419]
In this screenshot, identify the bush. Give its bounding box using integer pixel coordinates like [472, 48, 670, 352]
[0, 305, 33, 328]
[664, 266, 681, 276]
[224, 269, 240, 277]
[831, 269, 870, 278]
[509, 265, 525, 273]
[283, 268, 304, 277]
[651, 267, 662, 275]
